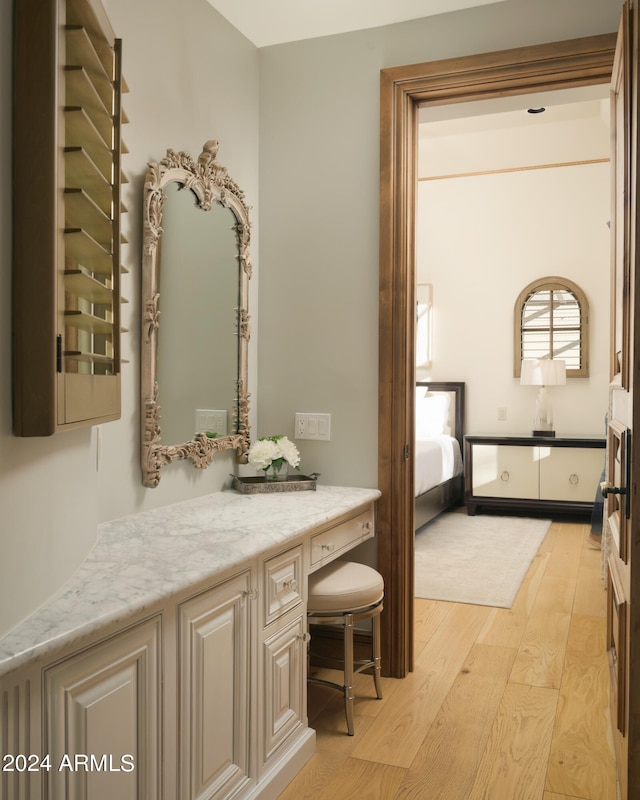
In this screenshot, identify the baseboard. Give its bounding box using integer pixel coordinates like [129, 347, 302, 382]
[248, 727, 316, 799]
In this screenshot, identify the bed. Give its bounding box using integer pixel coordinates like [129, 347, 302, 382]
[414, 381, 465, 531]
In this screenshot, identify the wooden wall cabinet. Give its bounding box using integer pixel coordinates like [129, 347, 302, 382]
[12, 0, 128, 435]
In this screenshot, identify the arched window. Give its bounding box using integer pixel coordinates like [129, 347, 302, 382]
[514, 277, 589, 378]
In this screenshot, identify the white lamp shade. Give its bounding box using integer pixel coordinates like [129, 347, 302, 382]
[520, 358, 566, 386]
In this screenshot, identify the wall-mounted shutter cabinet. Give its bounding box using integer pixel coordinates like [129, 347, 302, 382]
[13, 0, 127, 436]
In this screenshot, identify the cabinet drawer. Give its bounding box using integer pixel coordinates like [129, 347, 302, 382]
[310, 507, 374, 567]
[538, 446, 604, 502]
[471, 445, 538, 500]
[263, 546, 303, 627]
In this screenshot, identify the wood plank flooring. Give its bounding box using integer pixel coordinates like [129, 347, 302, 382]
[278, 520, 618, 800]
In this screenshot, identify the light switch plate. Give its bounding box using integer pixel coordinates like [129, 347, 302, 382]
[295, 412, 331, 441]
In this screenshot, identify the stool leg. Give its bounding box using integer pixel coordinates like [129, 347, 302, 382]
[344, 613, 355, 735]
[372, 610, 383, 700]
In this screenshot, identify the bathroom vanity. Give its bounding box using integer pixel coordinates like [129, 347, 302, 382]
[0, 486, 379, 800]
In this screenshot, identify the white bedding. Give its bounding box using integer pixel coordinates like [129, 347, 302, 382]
[415, 435, 463, 497]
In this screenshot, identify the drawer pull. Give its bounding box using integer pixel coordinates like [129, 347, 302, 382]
[569, 473, 579, 485]
[362, 520, 372, 531]
[321, 543, 335, 552]
[242, 588, 258, 600]
[500, 470, 510, 482]
[282, 579, 298, 592]
[296, 632, 311, 643]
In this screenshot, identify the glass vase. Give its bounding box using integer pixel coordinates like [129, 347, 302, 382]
[265, 462, 288, 481]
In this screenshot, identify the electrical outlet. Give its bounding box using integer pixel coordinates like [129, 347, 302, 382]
[295, 412, 331, 441]
[497, 407, 507, 421]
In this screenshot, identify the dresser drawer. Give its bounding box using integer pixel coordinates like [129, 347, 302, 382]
[471, 444, 538, 500]
[263, 545, 303, 627]
[310, 507, 375, 567]
[538, 446, 604, 502]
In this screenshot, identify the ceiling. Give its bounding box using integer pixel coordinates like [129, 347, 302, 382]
[203, 0, 610, 174]
[205, 0, 508, 48]
[418, 86, 610, 178]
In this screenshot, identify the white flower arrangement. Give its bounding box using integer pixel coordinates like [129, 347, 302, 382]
[248, 435, 301, 475]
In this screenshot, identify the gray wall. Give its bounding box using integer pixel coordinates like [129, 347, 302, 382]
[0, 0, 259, 637]
[0, 0, 620, 638]
[257, 0, 619, 486]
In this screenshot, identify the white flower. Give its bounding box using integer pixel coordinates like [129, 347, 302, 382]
[247, 435, 301, 471]
[278, 436, 300, 468]
[248, 438, 279, 469]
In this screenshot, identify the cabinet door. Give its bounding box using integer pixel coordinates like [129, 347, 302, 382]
[178, 571, 253, 800]
[262, 616, 306, 769]
[538, 446, 605, 502]
[44, 616, 162, 800]
[471, 444, 538, 499]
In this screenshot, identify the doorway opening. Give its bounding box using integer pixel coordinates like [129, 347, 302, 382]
[416, 87, 610, 428]
[378, 33, 616, 677]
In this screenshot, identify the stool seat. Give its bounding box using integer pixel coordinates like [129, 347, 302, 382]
[308, 561, 384, 613]
[307, 560, 384, 735]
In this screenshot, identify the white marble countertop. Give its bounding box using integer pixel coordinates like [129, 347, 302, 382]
[0, 485, 380, 679]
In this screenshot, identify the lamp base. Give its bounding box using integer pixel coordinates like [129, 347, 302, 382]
[532, 429, 556, 437]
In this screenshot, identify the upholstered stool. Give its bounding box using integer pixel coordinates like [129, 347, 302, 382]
[307, 560, 384, 735]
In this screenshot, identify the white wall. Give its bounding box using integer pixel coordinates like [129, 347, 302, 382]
[416, 102, 611, 435]
[418, 161, 610, 434]
[0, 0, 259, 637]
[257, 0, 619, 486]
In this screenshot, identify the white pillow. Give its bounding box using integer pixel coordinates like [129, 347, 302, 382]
[415, 390, 450, 439]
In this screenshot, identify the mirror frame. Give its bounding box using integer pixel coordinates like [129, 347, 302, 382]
[141, 140, 251, 487]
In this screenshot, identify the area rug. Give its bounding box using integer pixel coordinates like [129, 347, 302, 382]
[414, 512, 551, 608]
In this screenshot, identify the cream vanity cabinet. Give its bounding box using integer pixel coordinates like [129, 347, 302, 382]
[464, 435, 606, 515]
[0, 490, 378, 800]
[0, 615, 162, 800]
[0, 562, 306, 800]
[177, 570, 255, 800]
[259, 545, 307, 774]
[44, 616, 163, 799]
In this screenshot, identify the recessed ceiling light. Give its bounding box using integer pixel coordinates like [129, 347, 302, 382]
[527, 107, 546, 114]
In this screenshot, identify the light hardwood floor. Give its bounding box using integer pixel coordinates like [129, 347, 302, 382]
[278, 520, 618, 800]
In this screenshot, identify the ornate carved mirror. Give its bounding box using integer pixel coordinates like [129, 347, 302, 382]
[141, 141, 251, 487]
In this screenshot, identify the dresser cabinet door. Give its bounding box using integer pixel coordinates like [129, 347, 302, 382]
[178, 570, 253, 800]
[538, 446, 604, 502]
[44, 616, 162, 800]
[471, 444, 538, 499]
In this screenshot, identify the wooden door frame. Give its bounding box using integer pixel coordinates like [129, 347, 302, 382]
[378, 33, 617, 677]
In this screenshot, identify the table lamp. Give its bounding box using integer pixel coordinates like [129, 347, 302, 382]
[520, 358, 566, 436]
